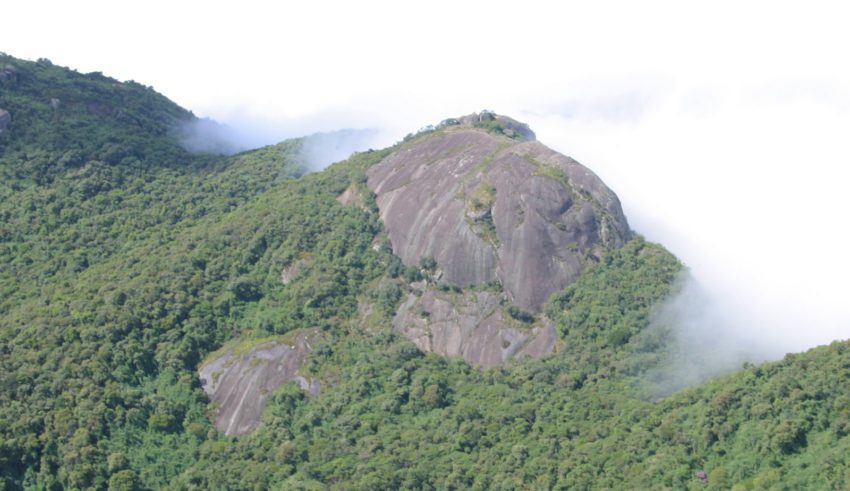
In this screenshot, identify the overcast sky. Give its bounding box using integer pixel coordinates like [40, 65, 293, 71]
[4, 1, 850, 357]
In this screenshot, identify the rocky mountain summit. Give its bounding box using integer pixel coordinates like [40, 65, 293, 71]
[368, 113, 632, 313]
[366, 112, 632, 365]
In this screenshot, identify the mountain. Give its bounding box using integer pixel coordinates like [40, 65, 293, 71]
[199, 114, 638, 434]
[1, 54, 849, 490]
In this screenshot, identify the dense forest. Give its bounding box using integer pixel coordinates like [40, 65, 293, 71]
[1, 54, 849, 490]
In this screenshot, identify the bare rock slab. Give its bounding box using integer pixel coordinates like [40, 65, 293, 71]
[199, 330, 319, 436]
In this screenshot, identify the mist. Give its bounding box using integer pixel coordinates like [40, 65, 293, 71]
[177, 118, 252, 155]
[641, 273, 783, 395]
[526, 83, 850, 387]
[178, 115, 392, 173]
[298, 128, 386, 172]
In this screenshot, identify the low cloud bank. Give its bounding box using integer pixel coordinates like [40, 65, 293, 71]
[527, 84, 850, 392]
[177, 118, 252, 155]
[178, 114, 392, 174]
[643, 273, 781, 395]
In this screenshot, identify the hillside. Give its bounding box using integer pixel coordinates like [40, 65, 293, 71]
[1, 54, 849, 490]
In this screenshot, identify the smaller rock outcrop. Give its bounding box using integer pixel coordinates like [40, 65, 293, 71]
[0, 109, 10, 135]
[199, 330, 319, 436]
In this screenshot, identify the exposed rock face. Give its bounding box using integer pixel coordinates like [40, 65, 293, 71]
[198, 330, 318, 436]
[367, 116, 631, 313]
[393, 288, 557, 367]
[0, 109, 10, 135]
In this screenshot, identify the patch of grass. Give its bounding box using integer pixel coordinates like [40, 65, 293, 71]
[469, 180, 496, 212]
[531, 160, 569, 188]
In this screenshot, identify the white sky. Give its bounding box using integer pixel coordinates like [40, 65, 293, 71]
[4, 0, 850, 356]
